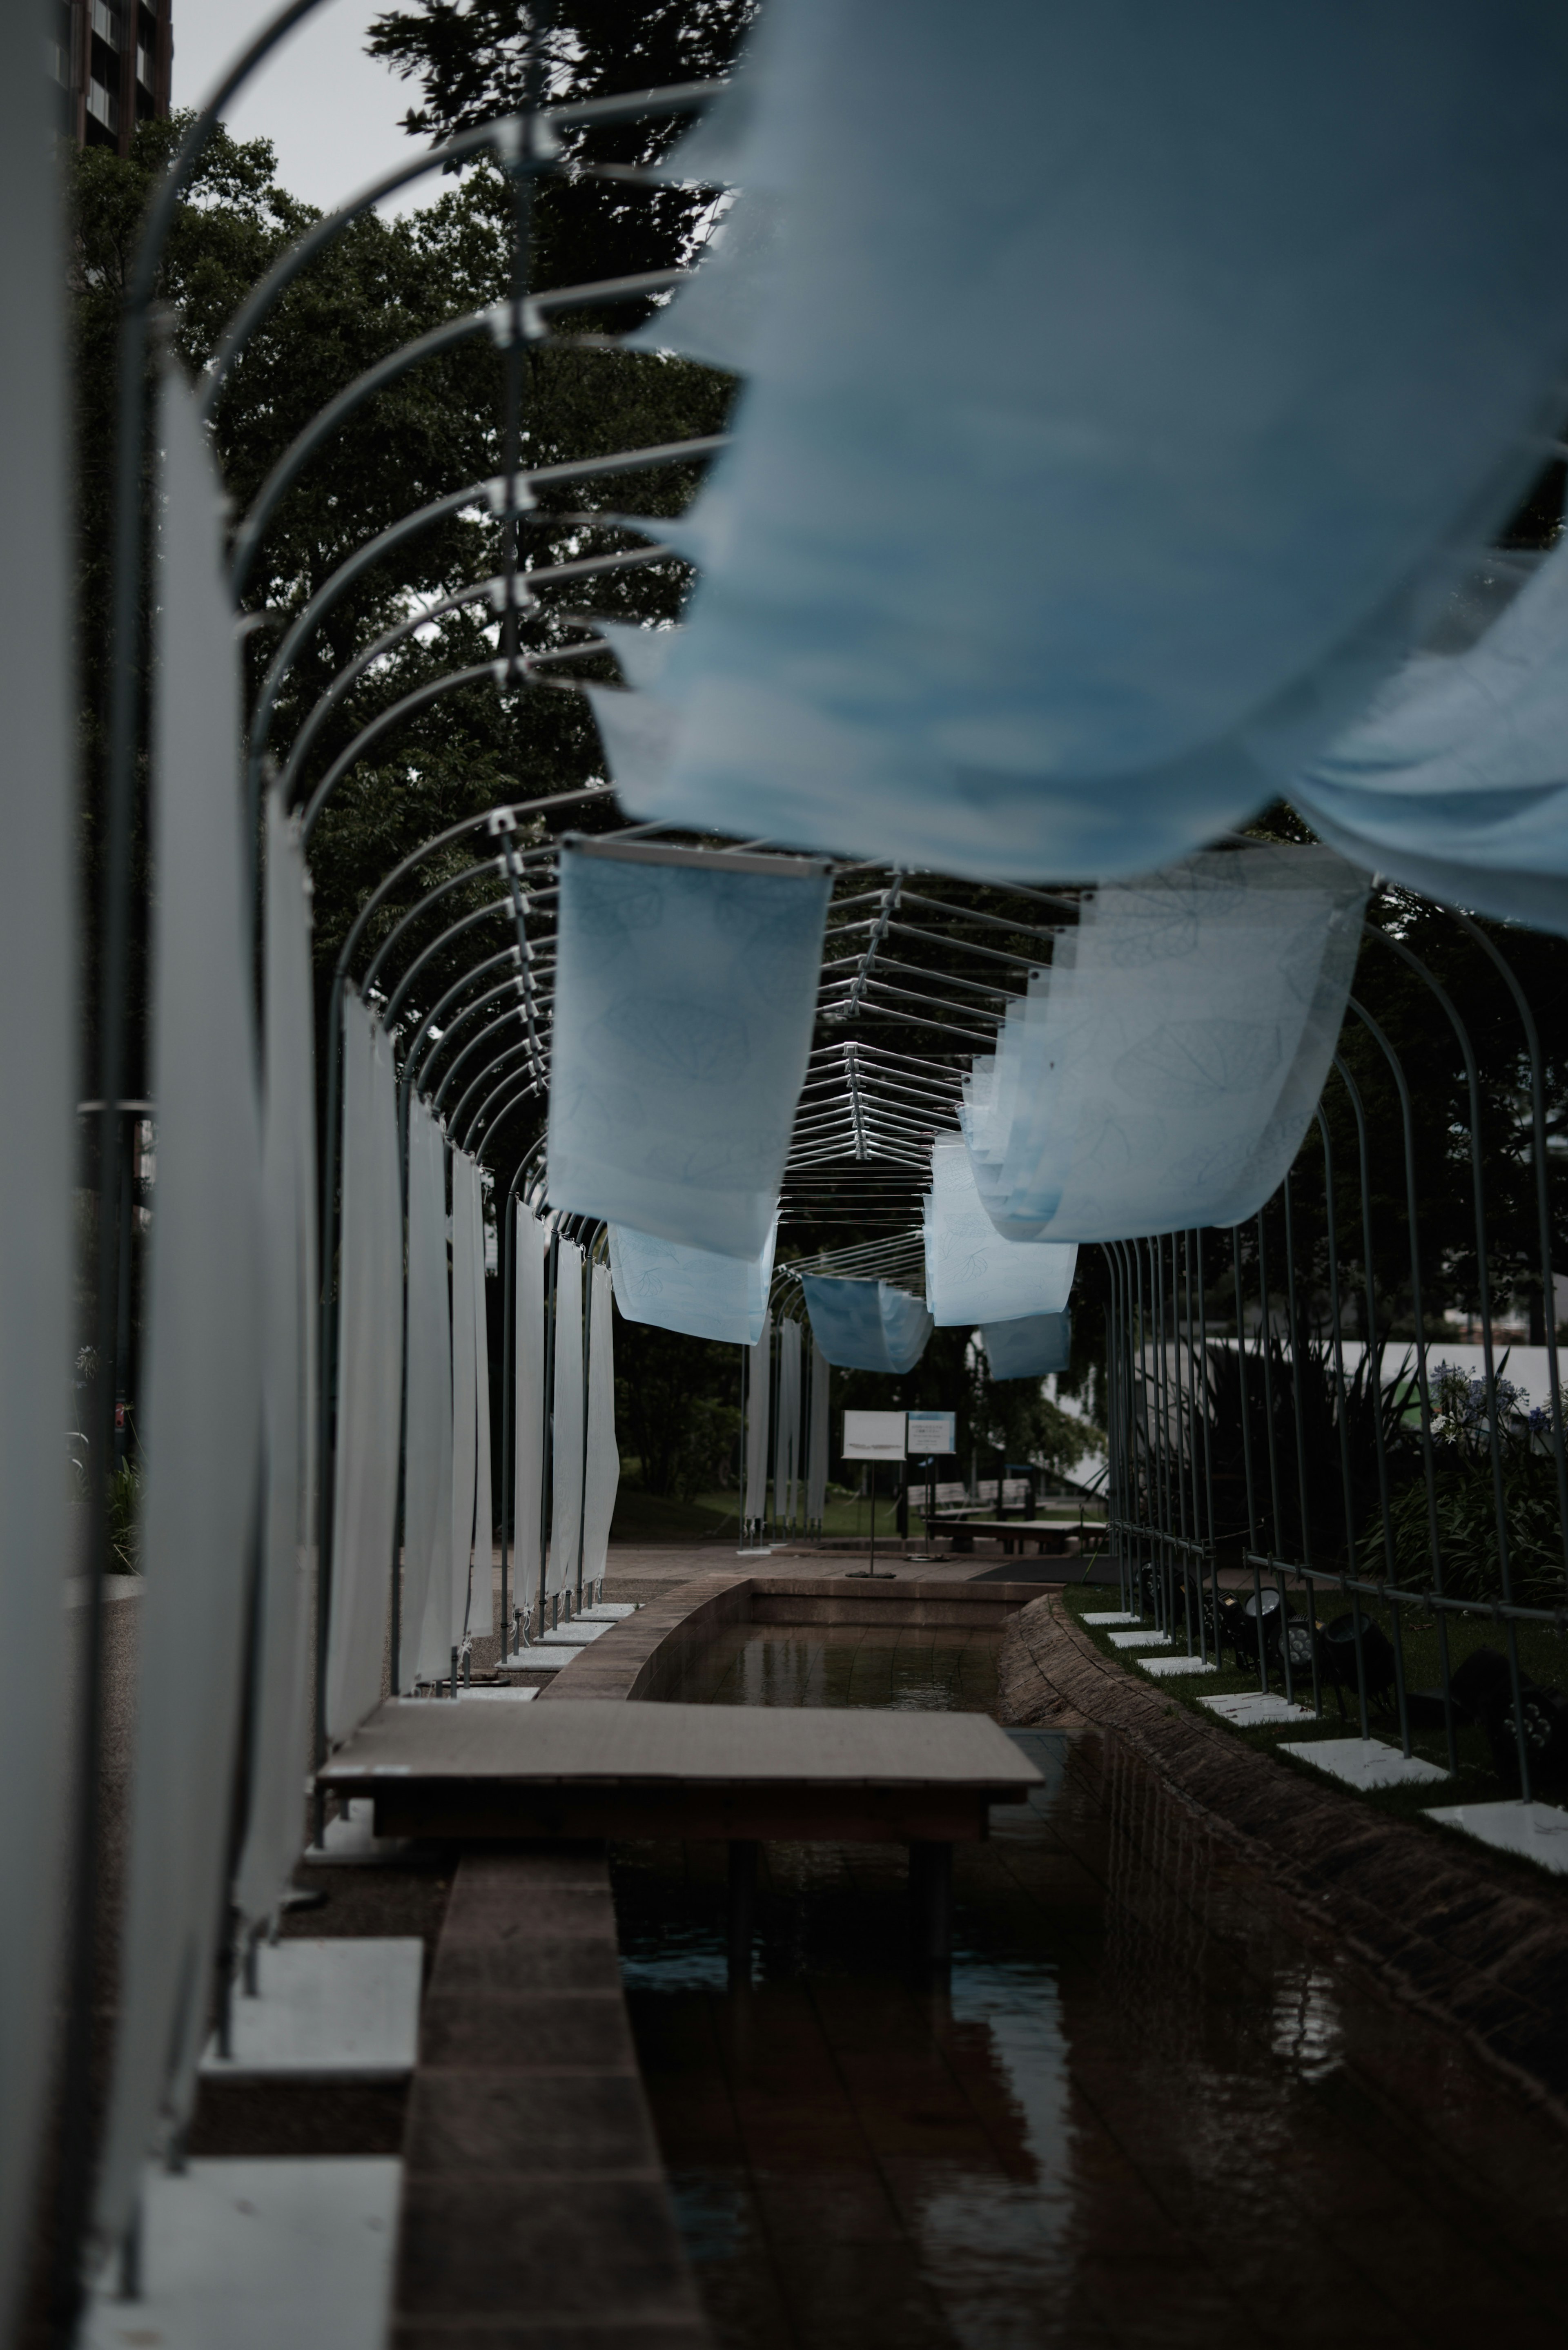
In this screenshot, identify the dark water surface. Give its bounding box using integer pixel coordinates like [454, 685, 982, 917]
[609, 1623, 1568, 2350]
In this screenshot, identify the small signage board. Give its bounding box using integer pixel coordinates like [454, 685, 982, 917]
[905, 1409, 956, 1458]
[842, 1409, 909, 1462]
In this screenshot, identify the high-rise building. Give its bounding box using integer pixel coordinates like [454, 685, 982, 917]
[54, 0, 173, 155]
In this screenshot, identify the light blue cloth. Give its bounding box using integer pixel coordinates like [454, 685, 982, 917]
[966, 846, 1366, 1241]
[1290, 544, 1568, 934]
[923, 1139, 1076, 1327]
[801, 1274, 932, 1374]
[982, 1313, 1072, 1380]
[612, 0, 1568, 881]
[546, 838, 830, 1257]
[609, 1217, 777, 1347]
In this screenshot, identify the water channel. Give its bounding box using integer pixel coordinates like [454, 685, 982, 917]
[608, 1617, 1568, 2349]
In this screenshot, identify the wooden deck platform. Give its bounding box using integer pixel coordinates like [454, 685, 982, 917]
[320, 1695, 1041, 1846]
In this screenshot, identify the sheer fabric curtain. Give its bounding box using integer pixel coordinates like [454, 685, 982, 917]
[924, 1139, 1076, 1327]
[743, 1315, 772, 1523]
[1291, 536, 1568, 933]
[403, 1097, 454, 1687]
[773, 1318, 802, 1528]
[547, 840, 829, 1257]
[512, 1207, 548, 1628]
[800, 1276, 932, 1375]
[982, 1313, 1072, 1380]
[469, 1168, 494, 1637]
[608, 1216, 777, 1345]
[94, 370, 265, 2257]
[617, 0, 1568, 881]
[804, 1341, 831, 1525]
[582, 1263, 621, 1586]
[235, 793, 319, 1930]
[549, 1240, 586, 1601]
[966, 847, 1365, 1241]
[449, 1150, 479, 1646]
[325, 994, 403, 1739]
[0, 41, 93, 2309]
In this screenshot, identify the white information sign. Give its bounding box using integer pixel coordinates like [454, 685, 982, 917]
[842, 1410, 909, 1462]
[905, 1410, 956, 1458]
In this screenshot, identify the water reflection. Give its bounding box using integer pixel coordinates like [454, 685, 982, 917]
[615, 1631, 1568, 2349]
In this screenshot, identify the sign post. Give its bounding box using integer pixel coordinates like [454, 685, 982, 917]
[904, 1411, 956, 1563]
[841, 1411, 906, 1578]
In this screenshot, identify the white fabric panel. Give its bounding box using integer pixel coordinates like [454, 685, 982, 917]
[771, 1318, 802, 1527]
[235, 793, 318, 1931]
[512, 1208, 548, 1625]
[448, 1151, 478, 1645]
[546, 840, 829, 1258]
[608, 1216, 777, 1346]
[94, 370, 264, 2255]
[800, 1277, 933, 1375]
[617, 0, 1568, 882]
[549, 1241, 586, 1600]
[743, 1313, 772, 1521]
[469, 1169, 494, 1635]
[324, 995, 403, 1741]
[967, 847, 1366, 1242]
[982, 1313, 1073, 1380]
[402, 1098, 454, 1689]
[581, 1264, 621, 1584]
[1291, 540, 1568, 933]
[923, 1140, 1077, 1328]
[0, 36, 74, 2323]
[804, 1341, 830, 1525]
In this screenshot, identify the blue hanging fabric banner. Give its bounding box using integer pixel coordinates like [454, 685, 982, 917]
[617, 0, 1568, 882]
[608, 1216, 778, 1347]
[801, 1274, 932, 1374]
[547, 838, 829, 1258]
[964, 846, 1365, 1242]
[982, 1313, 1072, 1381]
[923, 1139, 1076, 1327]
[1290, 541, 1568, 934]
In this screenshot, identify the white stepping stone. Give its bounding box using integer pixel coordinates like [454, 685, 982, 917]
[1423, 1797, 1568, 1874]
[1278, 1735, 1448, 1790]
[1139, 1654, 1218, 1678]
[1109, 1630, 1172, 1650]
[200, 1939, 422, 2080]
[85, 2158, 401, 2350]
[1083, 1611, 1138, 1625]
[540, 1618, 613, 1645]
[1199, 1691, 1311, 1726]
[579, 1602, 637, 1619]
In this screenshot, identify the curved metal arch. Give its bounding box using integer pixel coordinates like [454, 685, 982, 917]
[299, 660, 505, 837]
[281, 580, 506, 800]
[463, 1066, 549, 1162]
[415, 973, 546, 1109]
[379, 890, 517, 1026]
[230, 268, 689, 598]
[400, 945, 530, 1086]
[432, 995, 549, 1118]
[371, 875, 514, 1013]
[249, 444, 715, 786]
[203, 73, 728, 419]
[282, 588, 608, 812]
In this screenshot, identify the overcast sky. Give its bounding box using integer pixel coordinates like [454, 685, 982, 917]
[171, 1, 433, 216]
